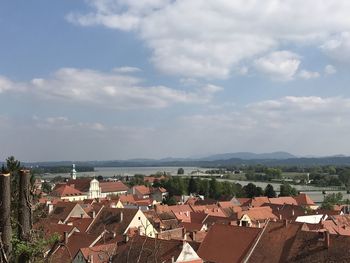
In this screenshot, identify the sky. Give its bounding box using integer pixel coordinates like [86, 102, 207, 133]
[2, 0, 350, 162]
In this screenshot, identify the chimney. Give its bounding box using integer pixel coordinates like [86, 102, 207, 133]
[124, 234, 129, 243]
[284, 219, 288, 228]
[325, 231, 330, 249]
[292, 209, 295, 216]
[48, 204, 54, 214]
[279, 214, 282, 220]
[120, 212, 123, 223]
[64, 231, 68, 244]
[92, 210, 96, 218]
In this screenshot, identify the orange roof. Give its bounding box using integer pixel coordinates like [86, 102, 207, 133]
[191, 205, 227, 218]
[269, 197, 298, 206]
[80, 243, 117, 263]
[251, 197, 270, 207]
[133, 185, 151, 195]
[238, 206, 278, 222]
[66, 217, 94, 232]
[198, 224, 261, 263]
[99, 181, 129, 193]
[294, 193, 315, 206]
[51, 184, 84, 197]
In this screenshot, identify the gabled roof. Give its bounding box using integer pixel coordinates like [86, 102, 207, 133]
[133, 185, 151, 195]
[285, 230, 350, 262]
[100, 181, 129, 193]
[262, 203, 306, 220]
[113, 236, 198, 263]
[67, 178, 92, 192]
[50, 232, 100, 263]
[238, 207, 278, 222]
[190, 205, 227, 218]
[269, 197, 298, 206]
[88, 207, 139, 236]
[247, 221, 303, 263]
[80, 243, 117, 263]
[294, 193, 316, 206]
[49, 202, 79, 223]
[198, 224, 261, 263]
[51, 184, 84, 197]
[66, 217, 94, 232]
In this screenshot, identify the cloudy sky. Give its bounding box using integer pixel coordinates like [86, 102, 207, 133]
[2, 0, 350, 162]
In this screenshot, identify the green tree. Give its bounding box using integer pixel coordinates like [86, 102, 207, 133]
[264, 184, 277, 198]
[279, 183, 298, 197]
[188, 176, 198, 194]
[199, 179, 210, 198]
[321, 192, 343, 210]
[177, 168, 185, 175]
[209, 178, 221, 199]
[41, 182, 52, 194]
[242, 183, 262, 198]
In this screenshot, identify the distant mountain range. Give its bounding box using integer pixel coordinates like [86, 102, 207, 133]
[17, 151, 350, 168]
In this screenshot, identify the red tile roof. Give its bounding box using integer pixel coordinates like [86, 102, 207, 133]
[99, 181, 129, 193]
[269, 197, 298, 206]
[50, 232, 100, 263]
[198, 224, 261, 263]
[66, 217, 94, 232]
[238, 207, 278, 222]
[51, 184, 84, 197]
[133, 185, 151, 195]
[80, 243, 117, 263]
[247, 221, 303, 263]
[294, 193, 316, 206]
[67, 178, 92, 192]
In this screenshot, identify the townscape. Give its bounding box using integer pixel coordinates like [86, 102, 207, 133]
[2, 158, 350, 262]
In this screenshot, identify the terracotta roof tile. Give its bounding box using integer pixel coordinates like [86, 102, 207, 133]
[294, 193, 316, 206]
[51, 184, 84, 197]
[198, 224, 261, 263]
[99, 181, 129, 193]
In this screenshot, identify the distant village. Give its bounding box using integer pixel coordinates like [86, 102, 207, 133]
[2, 161, 350, 263]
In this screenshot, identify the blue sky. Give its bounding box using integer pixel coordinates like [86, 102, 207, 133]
[2, 0, 350, 161]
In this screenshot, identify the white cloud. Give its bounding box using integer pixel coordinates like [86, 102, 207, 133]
[298, 70, 320, 80]
[325, 64, 337, 75]
[0, 68, 222, 110]
[321, 32, 350, 62]
[178, 96, 350, 156]
[68, 0, 350, 78]
[112, 66, 141, 73]
[254, 51, 301, 81]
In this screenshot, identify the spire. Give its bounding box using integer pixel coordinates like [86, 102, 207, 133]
[71, 163, 77, 180]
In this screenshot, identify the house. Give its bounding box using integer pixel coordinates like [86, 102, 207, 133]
[87, 207, 158, 239]
[285, 230, 350, 262]
[66, 178, 129, 199]
[112, 235, 203, 263]
[151, 187, 168, 202]
[73, 243, 118, 263]
[294, 193, 318, 209]
[51, 184, 87, 201]
[197, 224, 261, 263]
[237, 207, 278, 227]
[131, 185, 151, 199]
[49, 202, 90, 224]
[49, 231, 103, 263]
[246, 221, 303, 263]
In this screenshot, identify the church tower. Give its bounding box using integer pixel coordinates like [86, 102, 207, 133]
[71, 164, 77, 180]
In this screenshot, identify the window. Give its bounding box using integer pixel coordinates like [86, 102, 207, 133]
[138, 217, 141, 220]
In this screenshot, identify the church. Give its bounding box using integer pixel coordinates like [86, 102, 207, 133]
[59, 164, 129, 199]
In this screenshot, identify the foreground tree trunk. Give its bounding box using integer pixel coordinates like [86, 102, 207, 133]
[18, 169, 31, 262]
[0, 173, 11, 262]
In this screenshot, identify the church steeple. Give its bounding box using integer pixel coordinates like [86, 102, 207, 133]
[71, 163, 77, 180]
